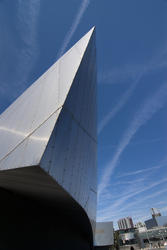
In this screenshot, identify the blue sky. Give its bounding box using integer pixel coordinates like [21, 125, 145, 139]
[0, 0, 167, 228]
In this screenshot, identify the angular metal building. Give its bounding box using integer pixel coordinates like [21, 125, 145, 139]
[0, 28, 97, 250]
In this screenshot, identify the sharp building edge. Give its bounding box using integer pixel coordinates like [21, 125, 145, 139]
[0, 27, 97, 250]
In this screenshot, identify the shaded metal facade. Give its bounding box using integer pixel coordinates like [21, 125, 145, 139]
[41, 30, 97, 229]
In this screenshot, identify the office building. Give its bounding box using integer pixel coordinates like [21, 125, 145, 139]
[118, 217, 134, 230]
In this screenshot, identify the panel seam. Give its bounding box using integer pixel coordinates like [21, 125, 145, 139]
[0, 106, 62, 164]
[64, 106, 97, 143]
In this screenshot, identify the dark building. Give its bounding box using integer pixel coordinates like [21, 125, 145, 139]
[145, 218, 158, 230]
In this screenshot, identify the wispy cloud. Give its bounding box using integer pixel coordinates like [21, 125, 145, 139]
[100, 177, 167, 211]
[159, 206, 167, 213]
[98, 64, 145, 85]
[117, 162, 167, 178]
[98, 74, 141, 135]
[128, 137, 165, 146]
[57, 0, 90, 58]
[98, 44, 167, 135]
[0, 1, 40, 104]
[99, 62, 167, 86]
[97, 178, 167, 222]
[99, 137, 164, 152]
[98, 82, 167, 197]
[16, 0, 40, 89]
[115, 187, 167, 215]
[112, 177, 146, 186]
[99, 46, 167, 86]
[156, 200, 167, 206]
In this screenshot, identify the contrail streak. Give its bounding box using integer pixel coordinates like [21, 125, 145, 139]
[98, 74, 141, 135]
[98, 82, 167, 197]
[98, 45, 167, 135]
[117, 162, 167, 178]
[57, 0, 90, 58]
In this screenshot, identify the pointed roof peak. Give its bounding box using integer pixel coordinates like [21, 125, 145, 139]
[81, 26, 96, 41]
[89, 26, 96, 32]
[60, 26, 95, 62]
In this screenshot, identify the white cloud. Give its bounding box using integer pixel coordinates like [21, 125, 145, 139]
[97, 179, 167, 223]
[57, 0, 90, 58]
[98, 82, 167, 198]
[98, 44, 167, 135]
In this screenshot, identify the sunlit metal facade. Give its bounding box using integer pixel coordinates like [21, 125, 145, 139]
[0, 27, 97, 249]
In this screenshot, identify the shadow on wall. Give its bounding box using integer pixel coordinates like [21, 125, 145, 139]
[0, 188, 93, 250]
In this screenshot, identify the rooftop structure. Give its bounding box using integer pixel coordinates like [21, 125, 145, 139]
[151, 208, 162, 218]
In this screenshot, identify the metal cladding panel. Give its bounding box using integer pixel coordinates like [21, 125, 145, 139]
[40, 29, 97, 233]
[64, 31, 97, 141]
[0, 111, 61, 170]
[0, 28, 94, 170]
[95, 222, 114, 246]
